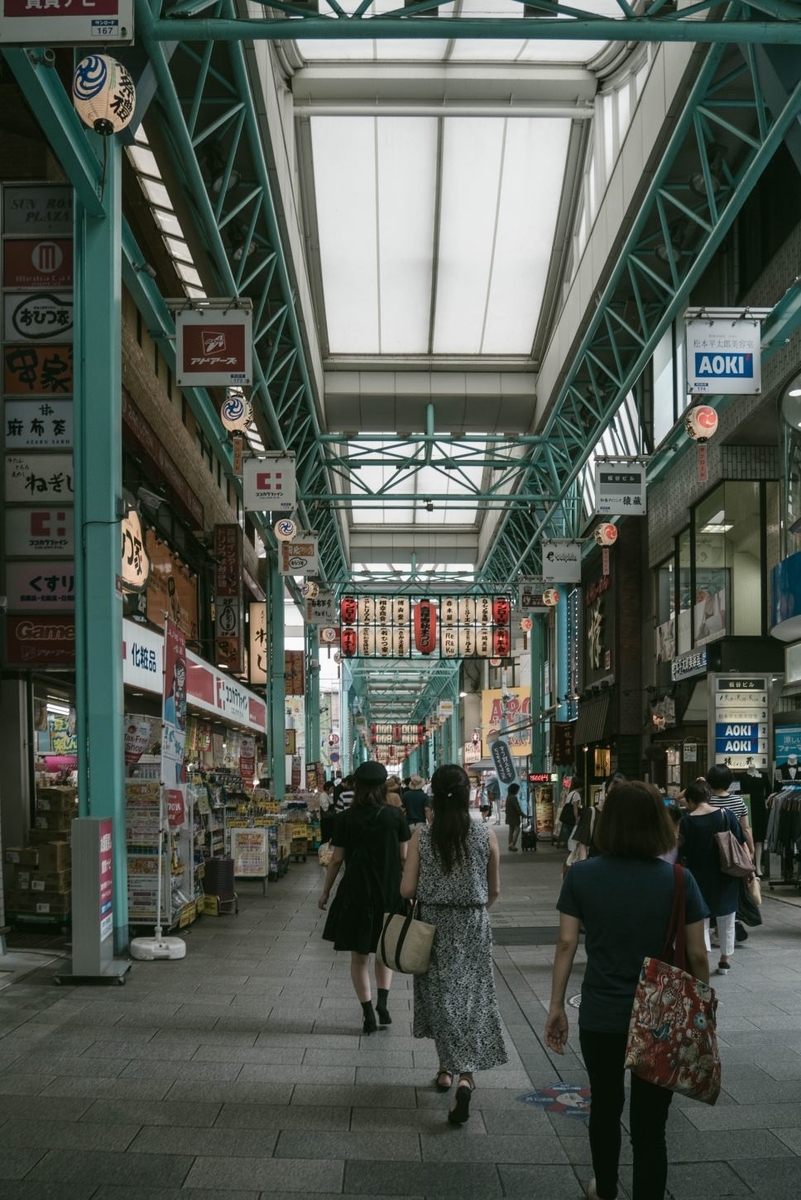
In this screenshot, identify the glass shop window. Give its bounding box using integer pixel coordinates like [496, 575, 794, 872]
[693, 481, 762, 642]
[678, 529, 692, 654]
[654, 555, 676, 679]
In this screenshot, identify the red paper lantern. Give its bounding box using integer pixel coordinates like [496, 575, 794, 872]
[493, 628, 511, 656]
[492, 597, 511, 625]
[594, 523, 618, 547]
[340, 596, 358, 625]
[685, 404, 719, 441]
[413, 600, 438, 654]
[542, 588, 560, 607]
[341, 628, 357, 657]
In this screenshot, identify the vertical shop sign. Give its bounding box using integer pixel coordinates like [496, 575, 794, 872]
[552, 720, 576, 767]
[240, 735, 256, 785]
[99, 818, 113, 942]
[248, 600, 267, 686]
[285, 650, 305, 695]
[214, 523, 244, 673]
[161, 619, 187, 826]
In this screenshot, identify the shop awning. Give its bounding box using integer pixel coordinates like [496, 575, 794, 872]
[574, 694, 611, 745]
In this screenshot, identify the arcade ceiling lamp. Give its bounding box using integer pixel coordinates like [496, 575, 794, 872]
[72, 54, 136, 136]
[594, 523, 618, 547]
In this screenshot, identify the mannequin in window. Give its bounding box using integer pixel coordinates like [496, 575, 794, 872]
[775, 754, 800, 784]
[739, 762, 769, 878]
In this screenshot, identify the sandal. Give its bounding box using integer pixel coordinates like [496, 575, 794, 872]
[447, 1079, 474, 1125]
[435, 1070, 453, 1092]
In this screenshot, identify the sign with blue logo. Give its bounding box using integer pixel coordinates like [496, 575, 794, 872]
[686, 317, 762, 395]
[715, 721, 767, 755]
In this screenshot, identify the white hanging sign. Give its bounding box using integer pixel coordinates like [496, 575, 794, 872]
[279, 533, 319, 577]
[243, 454, 295, 513]
[306, 591, 337, 626]
[541, 539, 582, 583]
[594, 462, 646, 516]
[685, 317, 762, 395]
[0, 1, 134, 45]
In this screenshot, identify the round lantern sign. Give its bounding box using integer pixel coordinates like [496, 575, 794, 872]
[300, 581, 318, 600]
[73, 55, 136, 136]
[274, 518, 296, 542]
[333, 651, 342, 664]
[685, 404, 719, 441]
[320, 627, 338, 644]
[220, 392, 252, 431]
[594, 523, 618, 547]
[542, 588, 560, 606]
[520, 617, 533, 633]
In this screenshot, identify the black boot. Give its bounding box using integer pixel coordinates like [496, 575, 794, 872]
[361, 1000, 377, 1035]
[376, 987, 391, 1025]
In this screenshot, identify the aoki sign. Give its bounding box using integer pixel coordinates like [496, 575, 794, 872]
[685, 315, 763, 396]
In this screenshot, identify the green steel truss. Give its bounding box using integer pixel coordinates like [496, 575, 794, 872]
[155, 2, 801, 47]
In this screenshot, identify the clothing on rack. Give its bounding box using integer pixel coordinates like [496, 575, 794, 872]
[764, 789, 801, 884]
[734, 770, 770, 842]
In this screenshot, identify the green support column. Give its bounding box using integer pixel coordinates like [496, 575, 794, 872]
[267, 555, 286, 795]
[530, 616, 546, 772]
[305, 625, 320, 773]
[73, 140, 127, 952]
[339, 664, 350, 775]
[450, 681, 460, 764]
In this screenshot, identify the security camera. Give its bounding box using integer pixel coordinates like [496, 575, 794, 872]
[137, 486, 166, 511]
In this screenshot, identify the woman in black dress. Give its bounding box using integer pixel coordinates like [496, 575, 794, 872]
[318, 761, 410, 1033]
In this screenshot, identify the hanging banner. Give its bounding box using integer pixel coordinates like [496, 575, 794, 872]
[552, 720, 576, 768]
[161, 619, 187, 827]
[306, 590, 337, 626]
[124, 716, 160, 772]
[541, 540, 582, 584]
[594, 463, 646, 516]
[243, 453, 296, 513]
[285, 650, 305, 695]
[214, 523, 244, 673]
[279, 533, 319, 576]
[490, 737, 516, 785]
[240, 736, 256, 785]
[482, 688, 532, 757]
[249, 601, 267, 686]
[119, 506, 150, 593]
[174, 305, 251, 387]
[685, 316, 762, 395]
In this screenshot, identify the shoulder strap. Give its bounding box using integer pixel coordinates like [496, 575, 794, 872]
[661, 863, 686, 969]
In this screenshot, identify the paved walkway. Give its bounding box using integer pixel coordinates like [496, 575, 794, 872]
[1, 830, 800, 1199]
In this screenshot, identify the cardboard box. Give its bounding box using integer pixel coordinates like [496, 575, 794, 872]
[4, 846, 41, 868]
[28, 828, 71, 846]
[35, 787, 78, 814]
[13, 867, 71, 893]
[34, 809, 75, 831]
[4, 888, 71, 915]
[29, 841, 71, 873]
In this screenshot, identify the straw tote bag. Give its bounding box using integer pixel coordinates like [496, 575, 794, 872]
[624, 864, 721, 1106]
[376, 902, 436, 975]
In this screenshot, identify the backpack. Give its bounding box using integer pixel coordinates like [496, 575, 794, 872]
[559, 800, 577, 827]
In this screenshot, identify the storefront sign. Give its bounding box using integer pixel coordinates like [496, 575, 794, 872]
[123, 619, 162, 691]
[214, 523, 243, 673]
[552, 720, 576, 767]
[175, 306, 251, 387]
[243, 454, 296, 513]
[248, 601, 267, 686]
[120, 507, 150, 592]
[5, 561, 74, 610]
[142, 530, 198, 642]
[4, 615, 74, 665]
[4, 399, 73, 448]
[683, 742, 697, 762]
[279, 534, 319, 576]
[5, 452, 73, 502]
[124, 716, 160, 770]
[1, 185, 72, 235]
[5, 506, 74, 556]
[0, 5, 134, 45]
[775, 725, 801, 763]
[685, 317, 762, 395]
[594, 463, 646, 516]
[285, 650, 305, 696]
[3, 342, 72, 394]
[711, 674, 769, 769]
[656, 617, 676, 665]
[490, 737, 516, 785]
[306, 590, 337, 626]
[541, 540, 582, 584]
[671, 647, 708, 681]
[4, 291, 73, 342]
[519, 576, 549, 612]
[285, 728, 297, 755]
[161, 619, 187, 827]
[99, 819, 113, 942]
[482, 688, 531, 757]
[3, 238, 73, 288]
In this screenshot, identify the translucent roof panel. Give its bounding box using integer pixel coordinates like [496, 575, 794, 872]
[298, 0, 621, 64]
[348, 439, 485, 524]
[312, 114, 571, 356]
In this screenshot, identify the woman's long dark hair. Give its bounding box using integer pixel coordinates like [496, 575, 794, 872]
[352, 781, 386, 809]
[429, 764, 471, 874]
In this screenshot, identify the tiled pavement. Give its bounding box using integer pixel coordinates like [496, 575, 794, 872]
[1, 829, 801, 1199]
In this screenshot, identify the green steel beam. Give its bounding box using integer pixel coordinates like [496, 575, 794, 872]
[151, 14, 801, 47]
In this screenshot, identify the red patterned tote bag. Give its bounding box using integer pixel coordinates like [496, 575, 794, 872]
[624, 864, 721, 1106]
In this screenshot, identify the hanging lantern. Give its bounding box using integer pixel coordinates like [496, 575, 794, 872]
[685, 404, 719, 441]
[333, 650, 342, 664]
[493, 628, 511, 656]
[594, 523, 618, 547]
[341, 629, 357, 657]
[492, 597, 511, 625]
[340, 595, 358, 625]
[300, 581, 318, 600]
[489, 657, 502, 667]
[274, 517, 296, 541]
[542, 588, 560, 607]
[520, 617, 533, 633]
[413, 600, 438, 655]
[72, 55, 136, 136]
[320, 626, 338, 644]
[220, 392, 252, 431]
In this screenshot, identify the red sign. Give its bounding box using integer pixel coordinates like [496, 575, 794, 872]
[4, 615, 75, 665]
[175, 309, 251, 387]
[3, 239, 73, 289]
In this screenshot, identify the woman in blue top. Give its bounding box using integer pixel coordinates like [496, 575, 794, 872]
[545, 781, 709, 1200]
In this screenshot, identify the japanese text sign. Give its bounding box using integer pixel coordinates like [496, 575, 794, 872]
[686, 317, 762, 395]
[243, 454, 296, 513]
[0, 0, 134, 45]
[175, 306, 252, 387]
[594, 462, 646, 516]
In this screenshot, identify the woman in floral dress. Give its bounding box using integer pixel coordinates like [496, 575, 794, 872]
[401, 763, 507, 1124]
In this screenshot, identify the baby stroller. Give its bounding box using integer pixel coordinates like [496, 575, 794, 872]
[521, 821, 538, 852]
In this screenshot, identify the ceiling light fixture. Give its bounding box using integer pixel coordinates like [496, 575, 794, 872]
[202, 140, 241, 196]
[689, 142, 726, 197]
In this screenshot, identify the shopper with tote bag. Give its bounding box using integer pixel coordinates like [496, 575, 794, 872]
[545, 781, 709, 1200]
